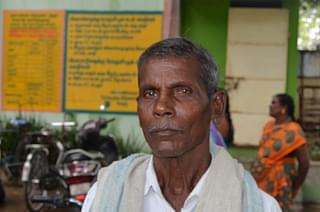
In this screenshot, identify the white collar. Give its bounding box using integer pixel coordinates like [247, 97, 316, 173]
[144, 156, 210, 208]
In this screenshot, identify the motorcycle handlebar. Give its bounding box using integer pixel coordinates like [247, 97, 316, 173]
[98, 118, 116, 129]
[101, 118, 115, 125]
[79, 118, 116, 136]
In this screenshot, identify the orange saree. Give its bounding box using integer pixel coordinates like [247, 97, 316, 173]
[251, 120, 306, 210]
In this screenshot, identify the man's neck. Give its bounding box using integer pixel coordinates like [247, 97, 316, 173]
[153, 143, 211, 211]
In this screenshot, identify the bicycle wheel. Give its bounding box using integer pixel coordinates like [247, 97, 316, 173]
[0, 180, 5, 204]
[24, 150, 49, 212]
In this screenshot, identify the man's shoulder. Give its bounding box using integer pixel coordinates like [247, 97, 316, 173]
[90, 153, 151, 211]
[242, 170, 265, 211]
[113, 153, 150, 167]
[260, 189, 282, 212]
[214, 148, 266, 212]
[242, 170, 281, 211]
[97, 153, 151, 180]
[212, 145, 244, 174]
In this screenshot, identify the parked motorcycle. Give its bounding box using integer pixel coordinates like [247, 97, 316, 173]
[78, 118, 118, 165]
[21, 118, 118, 211]
[25, 148, 103, 211]
[21, 130, 65, 212]
[58, 149, 104, 203]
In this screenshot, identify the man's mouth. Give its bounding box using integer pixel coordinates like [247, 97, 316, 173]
[151, 129, 183, 136]
[149, 126, 184, 137]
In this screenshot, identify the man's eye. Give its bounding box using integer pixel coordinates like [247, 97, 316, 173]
[143, 90, 157, 97]
[175, 87, 192, 95]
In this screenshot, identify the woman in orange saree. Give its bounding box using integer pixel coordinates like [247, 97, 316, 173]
[251, 94, 310, 211]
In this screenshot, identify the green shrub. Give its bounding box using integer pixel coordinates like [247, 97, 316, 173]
[103, 122, 150, 158]
[0, 114, 44, 154]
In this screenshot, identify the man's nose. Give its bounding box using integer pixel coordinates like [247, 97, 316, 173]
[153, 94, 175, 118]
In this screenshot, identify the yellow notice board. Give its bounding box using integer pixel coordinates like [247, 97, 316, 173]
[2, 11, 64, 112]
[64, 12, 162, 113]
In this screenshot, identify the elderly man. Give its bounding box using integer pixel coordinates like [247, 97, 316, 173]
[82, 38, 281, 212]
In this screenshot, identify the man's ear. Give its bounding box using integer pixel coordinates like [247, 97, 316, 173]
[210, 91, 226, 123]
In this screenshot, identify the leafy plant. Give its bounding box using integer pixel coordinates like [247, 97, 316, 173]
[103, 121, 150, 159]
[299, 0, 320, 50]
[50, 112, 79, 149]
[116, 132, 151, 159]
[0, 114, 44, 154]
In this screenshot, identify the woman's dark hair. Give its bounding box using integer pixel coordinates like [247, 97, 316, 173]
[224, 90, 234, 146]
[275, 93, 296, 121]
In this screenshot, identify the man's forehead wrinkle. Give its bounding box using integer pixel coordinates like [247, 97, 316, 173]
[151, 59, 199, 76]
[145, 56, 196, 69]
[142, 71, 196, 88]
[141, 80, 192, 91]
[140, 55, 197, 71]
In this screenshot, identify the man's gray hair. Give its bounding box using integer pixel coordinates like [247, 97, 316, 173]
[137, 37, 219, 96]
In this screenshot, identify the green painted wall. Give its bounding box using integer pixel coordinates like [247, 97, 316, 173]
[181, 0, 229, 87]
[283, 0, 300, 100]
[181, 0, 300, 97]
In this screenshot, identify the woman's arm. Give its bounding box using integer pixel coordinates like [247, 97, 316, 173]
[292, 144, 310, 198]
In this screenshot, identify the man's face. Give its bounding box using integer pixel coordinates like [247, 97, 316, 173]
[137, 57, 214, 158]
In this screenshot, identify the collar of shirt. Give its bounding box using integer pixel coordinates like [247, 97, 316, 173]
[144, 156, 210, 212]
